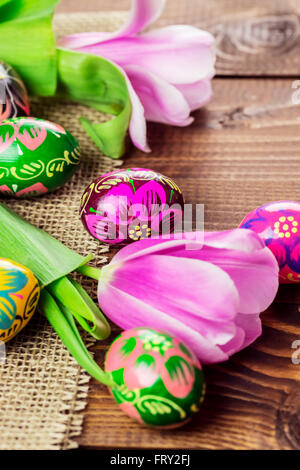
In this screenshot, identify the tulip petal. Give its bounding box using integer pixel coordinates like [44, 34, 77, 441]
[213, 249, 279, 315]
[109, 236, 204, 265]
[108, 229, 278, 315]
[121, 67, 150, 152]
[58, 0, 166, 49]
[125, 65, 194, 126]
[98, 285, 230, 364]
[219, 313, 262, 356]
[203, 229, 267, 253]
[74, 27, 215, 86]
[97, 59, 150, 152]
[219, 326, 245, 356]
[156, 231, 279, 315]
[103, 254, 239, 323]
[176, 78, 213, 111]
[110, 229, 265, 265]
[113, 0, 166, 38]
[169, 244, 278, 315]
[141, 26, 216, 84]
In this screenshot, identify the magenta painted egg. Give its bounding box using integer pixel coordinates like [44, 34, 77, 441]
[105, 328, 205, 428]
[80, 168, 184, 245]
[240, 201, 300, 283]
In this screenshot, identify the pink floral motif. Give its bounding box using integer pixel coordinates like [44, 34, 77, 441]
[40, 120, 66, 135]
[0, 185, 12, 193]
[119, 402, 144, 424]
[105, 328, 201, 399]
[87, 180, 182, 244]
[16, 119, 47, 150]
[240, 201, 300, 283]
[0, 122, 19, 154]
[0, 182, 48, 197]
[15, 183, 48, 197]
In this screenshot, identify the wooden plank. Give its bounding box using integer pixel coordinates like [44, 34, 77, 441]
[57, 0, 300, 76]
[77, 78, 300, 449]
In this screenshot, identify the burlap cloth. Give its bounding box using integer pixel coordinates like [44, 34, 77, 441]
[0, 12, 127, 450]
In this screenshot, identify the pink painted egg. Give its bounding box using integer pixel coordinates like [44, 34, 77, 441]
[240, 201, 300, 283]
[105, 327, 205, 428]
[80, 168, 184, 245]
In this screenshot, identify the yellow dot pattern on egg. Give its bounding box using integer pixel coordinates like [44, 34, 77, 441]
[274, 228, 279, 234]
[293, 221, 298, 226]
[292, 227, 298, 233]
[279, 216, 286, 222]
[285, 232, 291, 238]
[274, 222, 280, 227]
[288, 216, 294, 221]
[279, 232, 284, 238]
[190, 403, 200, 413]
[283, 224, 289, 231]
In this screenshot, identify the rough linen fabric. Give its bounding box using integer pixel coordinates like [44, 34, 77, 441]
[0, 12, 126, 450]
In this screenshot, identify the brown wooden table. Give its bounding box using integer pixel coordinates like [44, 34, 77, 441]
[57, 0, 300, 450]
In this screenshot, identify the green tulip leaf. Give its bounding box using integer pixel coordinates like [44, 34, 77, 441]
[0, 0, 59, 96]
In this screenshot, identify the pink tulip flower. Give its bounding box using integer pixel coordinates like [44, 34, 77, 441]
[58, 0, 216, 152]
[97, 229, 279, 364]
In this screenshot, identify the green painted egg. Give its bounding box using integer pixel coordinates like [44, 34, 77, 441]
[0, 117, 80, 197]
[105, 328, 205, 428]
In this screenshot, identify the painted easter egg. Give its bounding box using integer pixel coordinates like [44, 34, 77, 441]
[240, 201, 300, 283]
[105, 327, 205, 428]
[0, 117, 80, 197]
[0, 61, 30, 120]
[80, 168, 184, 245]
[0, 258, 40, 343]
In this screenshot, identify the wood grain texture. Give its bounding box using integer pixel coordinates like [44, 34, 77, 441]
[55, 0, 300, 450]
[57, 0, 300, 76]
[76, 78, 300, 450]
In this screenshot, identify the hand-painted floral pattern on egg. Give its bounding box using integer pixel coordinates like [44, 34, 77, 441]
[240, 201, 300, 283]
[0, 61, 30, 120]
[0, 117, 80, 197]
[0, 258, 40, 343]
[80, 168, 184, 245]
[105, 328, 205, 428]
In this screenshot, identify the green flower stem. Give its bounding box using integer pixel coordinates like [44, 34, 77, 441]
[39, 288, 115, 388]
[47, 275, 110, 340]
[77, 264, 102, 281]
